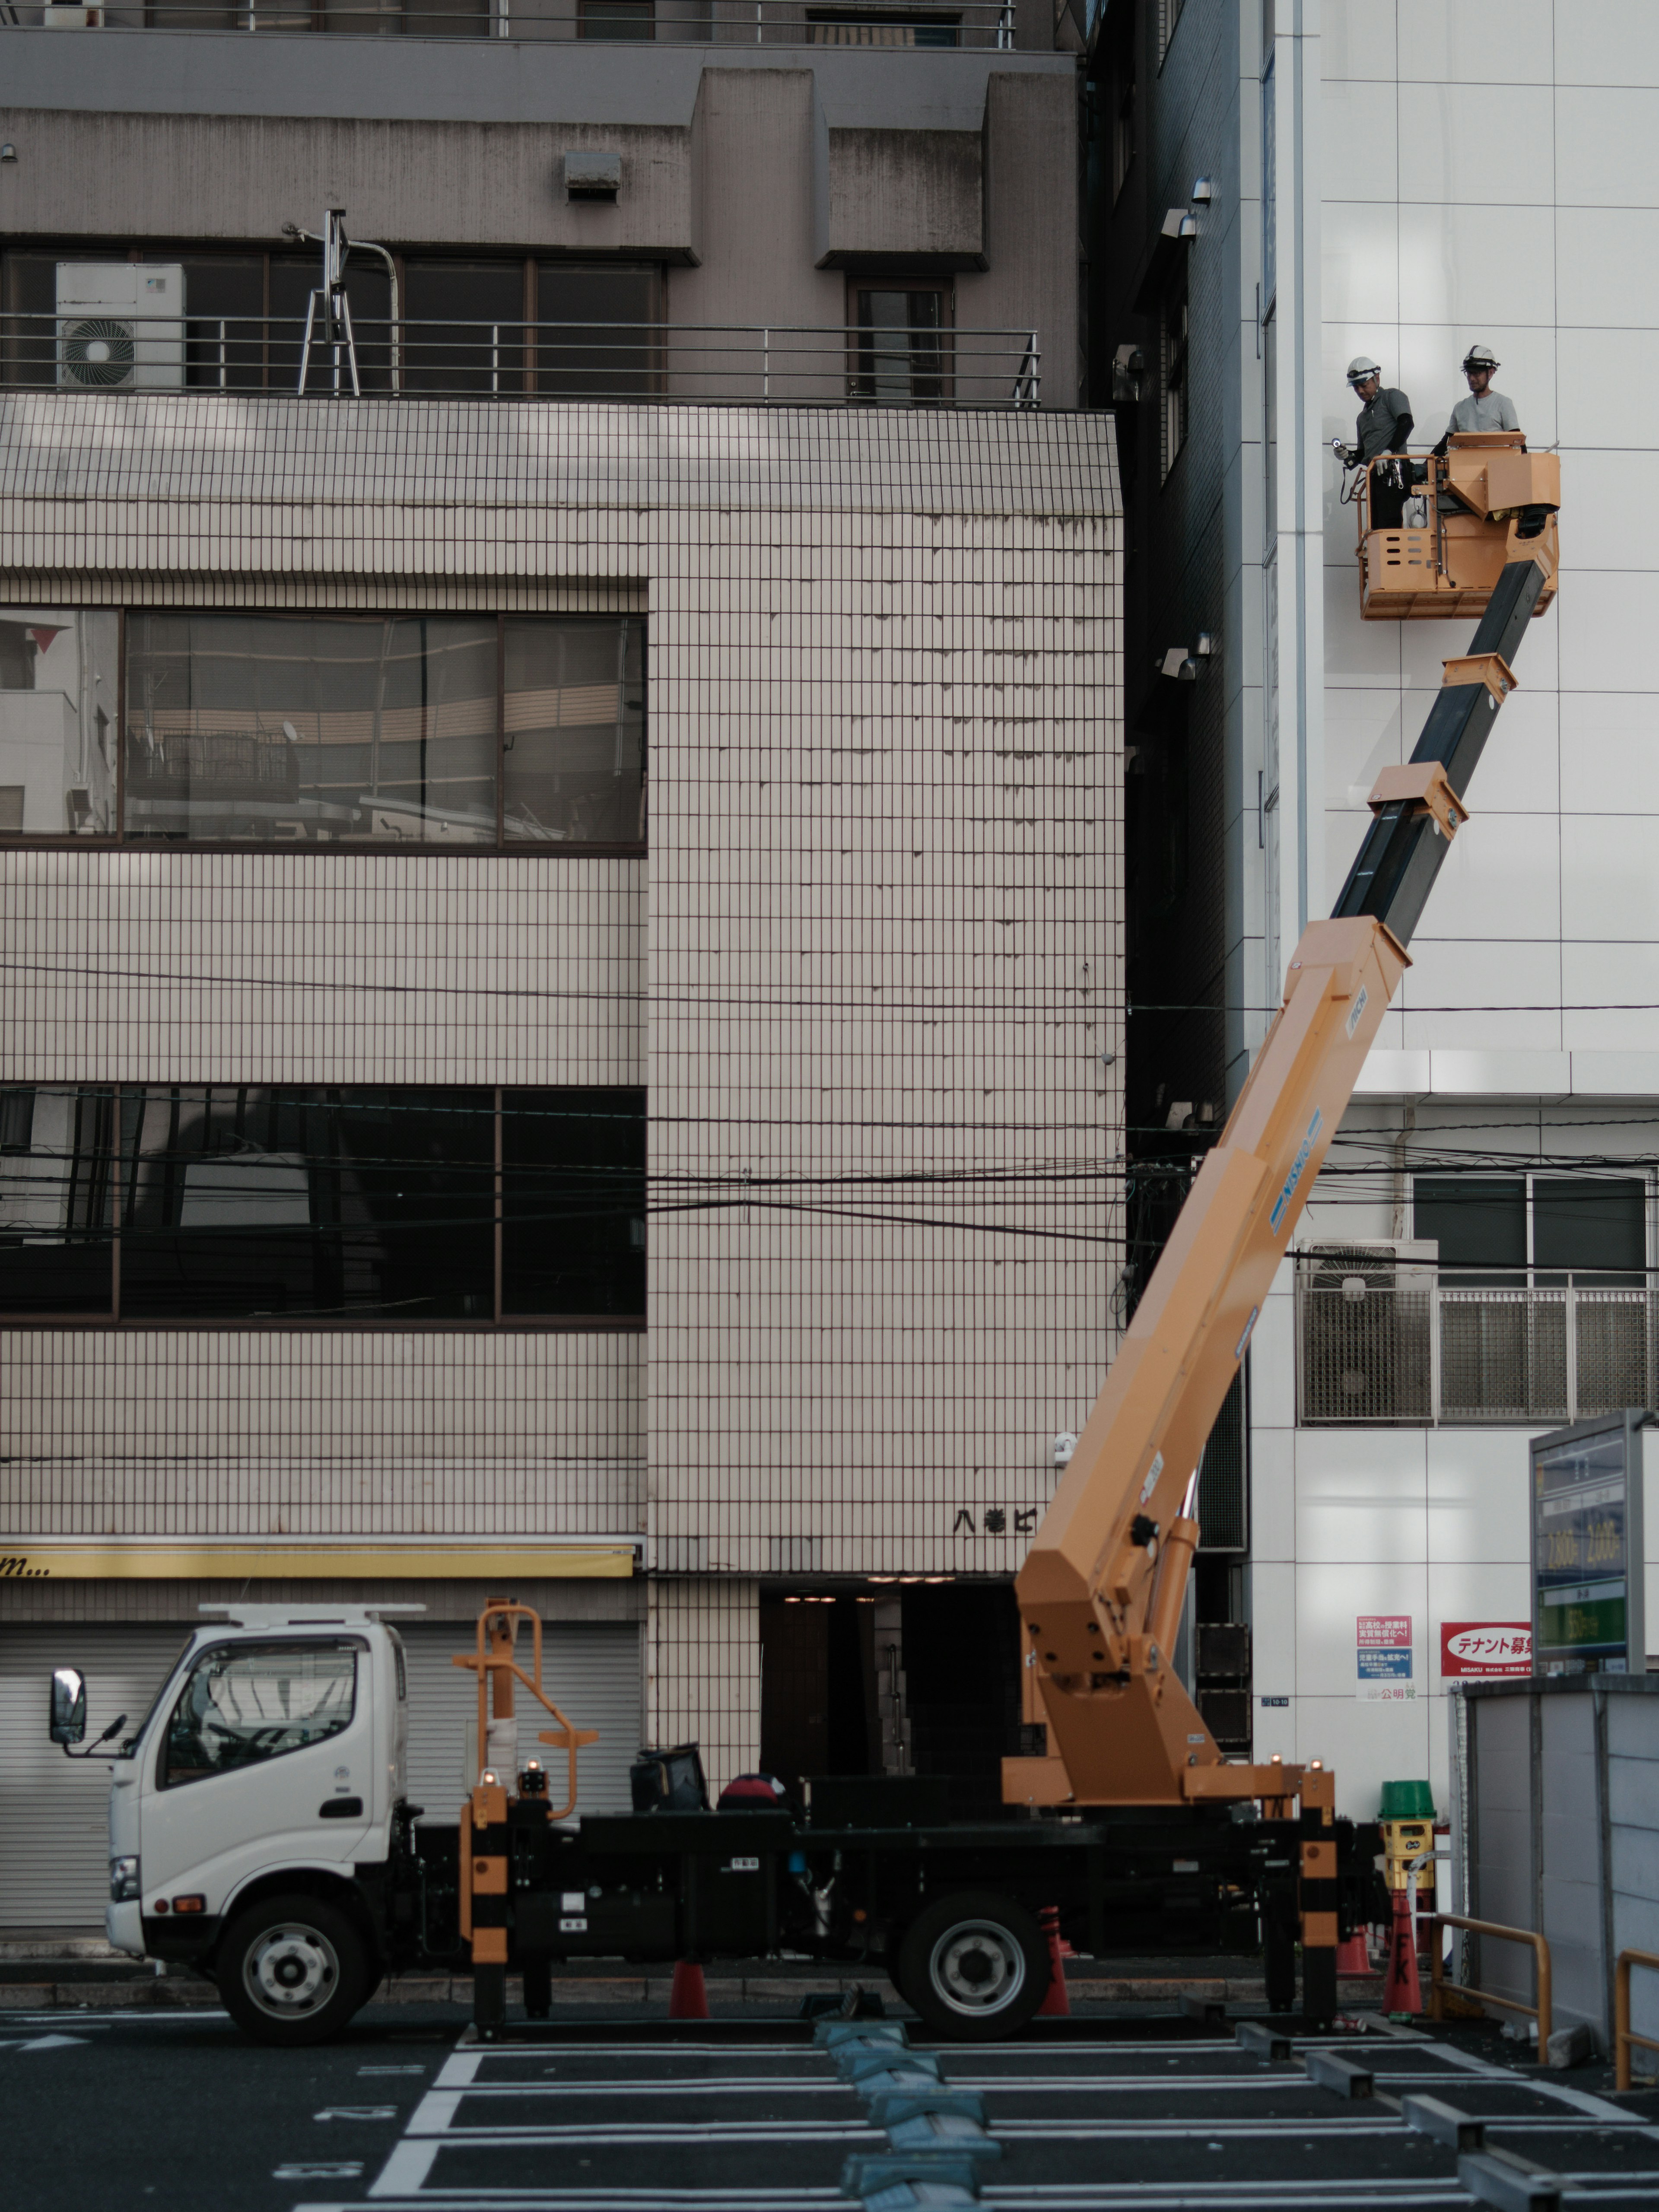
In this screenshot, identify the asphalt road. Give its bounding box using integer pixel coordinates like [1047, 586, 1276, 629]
[6, 1997, 1659, 2212]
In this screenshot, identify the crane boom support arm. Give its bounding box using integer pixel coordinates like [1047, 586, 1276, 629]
[1007, 534, 1555, 1811]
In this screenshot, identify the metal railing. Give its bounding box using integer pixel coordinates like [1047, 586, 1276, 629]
[0, 0, 1026, 46]
[1428, 1912, 1552, 2054]
[1297, 1260, 1657, 1426]
[1615, 1948, 1659, 2091]
[2, 310, 1041, 408]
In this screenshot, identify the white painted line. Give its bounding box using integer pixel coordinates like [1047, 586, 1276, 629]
[414, 2122, 882, 2145]
[360, 2065, 430, 2076]
[433, 2050, 487, 2091]
[460, 2044, 829, 2062]
[316, 2105, 400, 2121]
[406, 2090, 464, 2135]
[435, 2080, 855, 2098]
[298, 2195, 840, 2210]
[368, 2137, 442, 2197]
[0, 2011, 222, 2026]
[948, 2069, 1517, 2093]
[982, 2187, 1468, 2204]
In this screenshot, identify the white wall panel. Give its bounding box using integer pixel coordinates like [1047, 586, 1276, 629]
[1556, 2, 1659, 86]
[1555, 87, 1659, 207]
[1393, 0, 1554, 83]
[1396, 83, 1554, 206]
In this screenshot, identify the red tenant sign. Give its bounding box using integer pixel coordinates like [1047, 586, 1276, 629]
[1440, 1621, 1532, 1678]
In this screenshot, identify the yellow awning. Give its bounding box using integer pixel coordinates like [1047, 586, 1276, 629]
[0, 1544, 636, 1583]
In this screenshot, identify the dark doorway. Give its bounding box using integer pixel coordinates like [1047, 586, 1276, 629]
[900, 1582, 1021, 1815]
[758, 1594, 876, 1799]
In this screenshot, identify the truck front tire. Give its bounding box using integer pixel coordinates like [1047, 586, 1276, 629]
[896, 1891, 1049, 2040]
[219, 1893, 373, 2046]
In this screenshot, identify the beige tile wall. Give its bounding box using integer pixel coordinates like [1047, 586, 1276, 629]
[0, 400, 1122, 1755]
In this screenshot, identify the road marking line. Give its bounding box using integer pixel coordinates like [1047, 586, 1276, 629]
[413, 2123, 884, 2145]
[360, 2065, 429, 2075]
[438, 2080, 858, 2097]
[368, 2137, 442, 2197]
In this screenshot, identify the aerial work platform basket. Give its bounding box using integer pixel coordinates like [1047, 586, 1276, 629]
[1355, 431, 1559, 621]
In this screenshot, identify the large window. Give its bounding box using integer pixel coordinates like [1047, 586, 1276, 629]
[0, 1086, 645, 1324]
[3, 247, 660, 398]
[0, 609, 645, 849]
[0, 611, 121, 835]
[1414, 1174, 1648, 1287]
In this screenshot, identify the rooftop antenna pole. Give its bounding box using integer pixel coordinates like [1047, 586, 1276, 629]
[296, 207, 360, 400]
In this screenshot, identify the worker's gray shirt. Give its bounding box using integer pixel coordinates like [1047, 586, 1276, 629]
[1446, 389, 1520, 435]
[1356, 388, 1414, 460]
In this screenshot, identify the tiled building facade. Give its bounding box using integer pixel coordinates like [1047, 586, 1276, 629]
[0, 397, 1121, 1917]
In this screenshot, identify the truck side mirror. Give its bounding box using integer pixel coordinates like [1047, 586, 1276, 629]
[50, 1666, 87, 1746]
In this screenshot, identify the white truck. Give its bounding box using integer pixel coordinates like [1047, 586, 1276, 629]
[49, 1593, 1384, 2045]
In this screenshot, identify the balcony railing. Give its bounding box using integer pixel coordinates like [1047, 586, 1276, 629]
[1297, 1256, 1659, 1426]
[3, 311, 1042, 409]
[1, 1, 1025, 46]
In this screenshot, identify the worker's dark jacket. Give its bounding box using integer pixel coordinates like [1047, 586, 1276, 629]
[1355, 388, 1414, 460]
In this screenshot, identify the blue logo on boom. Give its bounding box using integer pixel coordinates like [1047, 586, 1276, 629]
[1268, 1106, 1322, 1234]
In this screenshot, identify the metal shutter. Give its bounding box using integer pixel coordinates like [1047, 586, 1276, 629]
[399, 1621, 642, 1824]
[0, 1625, 189, 1929]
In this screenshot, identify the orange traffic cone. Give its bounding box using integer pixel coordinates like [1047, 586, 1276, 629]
[1036, 1905, 1071, 2017]
[669, 1960, 710, 2019]
[1335, 1930, 1372, 1975]
[1379, 1887, 1421, 2016]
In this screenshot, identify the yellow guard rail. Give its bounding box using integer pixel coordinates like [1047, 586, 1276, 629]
[1429, 1913, 1552, 2054]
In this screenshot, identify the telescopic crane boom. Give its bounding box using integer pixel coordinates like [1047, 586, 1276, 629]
[1005, 441, 1560, 1840]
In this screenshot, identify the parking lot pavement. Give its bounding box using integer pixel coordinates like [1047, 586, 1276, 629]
[6, 1999, 1659, 2212]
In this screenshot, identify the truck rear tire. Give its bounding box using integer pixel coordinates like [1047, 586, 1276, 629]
[218, 1893, 372, 2047]
[896, 1890, 1049, 2040]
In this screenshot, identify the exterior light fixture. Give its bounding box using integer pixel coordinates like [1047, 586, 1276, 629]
[1191, 177, 1214, 204]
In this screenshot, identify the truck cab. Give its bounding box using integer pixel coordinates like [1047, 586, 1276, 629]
[61, 1603, 413, 2041]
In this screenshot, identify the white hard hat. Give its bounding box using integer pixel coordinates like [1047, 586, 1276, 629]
[1462, 343, 1499, 373]
[1346, 356, 1382, 386]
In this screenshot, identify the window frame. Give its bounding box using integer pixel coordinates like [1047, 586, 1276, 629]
[0, 1081, 647, 1332]
[845, 275, 955, 407]
[1411, 1169, 1653, 1289]
[1160, 265, 1189, 481]
[0, 608, 647, 856]
[156, 1636, 365, 1792]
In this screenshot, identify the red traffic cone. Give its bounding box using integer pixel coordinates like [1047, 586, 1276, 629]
[1335, 1930, 1372, 1975]
[1379, 1887, 1421, 2016]
[668, 1960, 710, 2020]
[1036, 1905, 1071, 2017]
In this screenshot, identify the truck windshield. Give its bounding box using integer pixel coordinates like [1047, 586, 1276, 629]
[116, 1635, 195, 1758]
[160, 1638, 362, 1788]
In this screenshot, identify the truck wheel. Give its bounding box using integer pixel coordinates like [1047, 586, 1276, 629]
[896, 1891, 1049, 2040]
[219, 1894, 371, 2047]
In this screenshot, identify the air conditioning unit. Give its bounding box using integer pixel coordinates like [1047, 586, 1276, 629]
[56, 264, 185, 394]
[1297, 1238, 1437, 1424]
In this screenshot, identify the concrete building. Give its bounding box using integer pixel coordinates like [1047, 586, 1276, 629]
[0, 15, 1121, 1926]
[1093, 0, 1659, 1827]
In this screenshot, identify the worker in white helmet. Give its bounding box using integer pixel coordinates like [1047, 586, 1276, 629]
[1336, 356, 1415, 528]
[1432, 344, 1520, 456]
